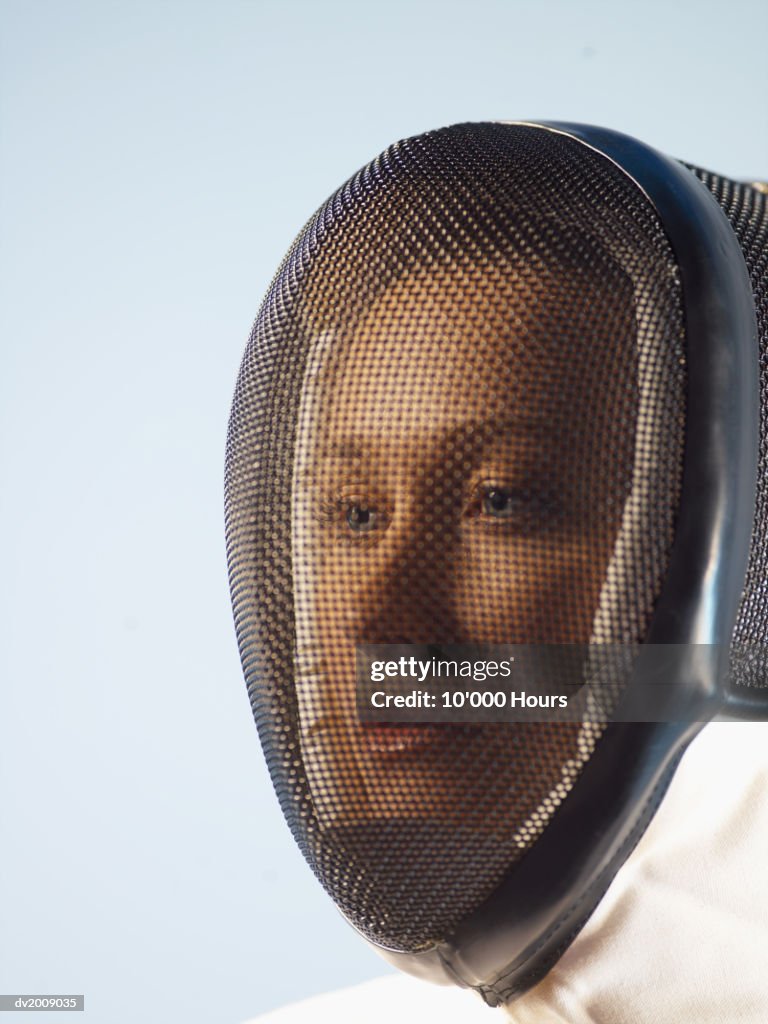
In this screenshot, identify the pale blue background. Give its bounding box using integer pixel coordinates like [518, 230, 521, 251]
[1, 1, 766, 1022]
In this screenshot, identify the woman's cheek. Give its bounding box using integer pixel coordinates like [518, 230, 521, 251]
[458, 535, 604, 643]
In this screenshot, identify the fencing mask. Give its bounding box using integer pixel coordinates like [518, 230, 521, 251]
[225, 122, 768, 1004]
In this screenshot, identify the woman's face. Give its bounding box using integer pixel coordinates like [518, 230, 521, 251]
[291, 260, 635, 831]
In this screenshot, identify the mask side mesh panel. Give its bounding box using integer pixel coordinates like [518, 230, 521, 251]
[689, 170, 768, 685]
[226, 123, 687, 952]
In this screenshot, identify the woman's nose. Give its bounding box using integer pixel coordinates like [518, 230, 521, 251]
[351, 490, 464, 645]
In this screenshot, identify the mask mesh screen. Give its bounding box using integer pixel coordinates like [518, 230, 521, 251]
[688, 169, 768, 687]
[226, 123, 687, 952]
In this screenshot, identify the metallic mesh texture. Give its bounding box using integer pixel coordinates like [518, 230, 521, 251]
[225, 124, 687, 952]
[688, 169, 768, 686]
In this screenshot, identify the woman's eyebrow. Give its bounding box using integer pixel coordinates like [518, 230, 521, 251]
[292, 440, 372, 482]
[314, 439, 369, 462]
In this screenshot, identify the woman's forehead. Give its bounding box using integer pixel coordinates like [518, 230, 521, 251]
[309, 260, 635, 442]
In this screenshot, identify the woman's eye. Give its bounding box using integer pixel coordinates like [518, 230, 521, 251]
[481, 487, 521, 519]
[473, 483, 558, 531]
[312, 494, 387, 541]
[345, 503, 377, 533]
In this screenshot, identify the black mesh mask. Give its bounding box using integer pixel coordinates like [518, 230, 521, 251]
[225, 123, 768, 1004]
